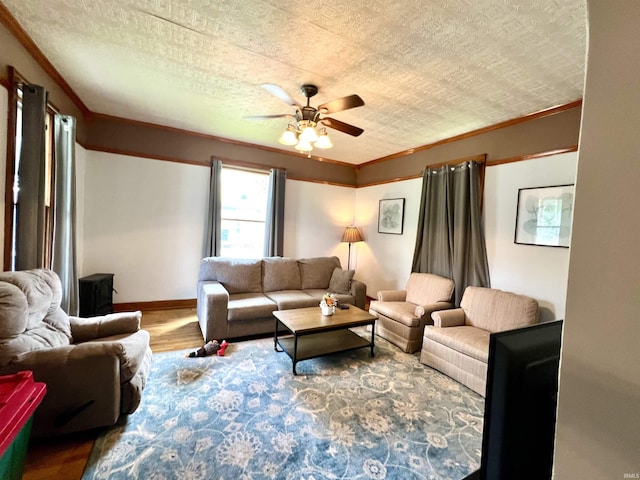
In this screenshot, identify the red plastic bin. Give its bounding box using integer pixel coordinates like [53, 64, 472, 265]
[0, 371, 47, 480]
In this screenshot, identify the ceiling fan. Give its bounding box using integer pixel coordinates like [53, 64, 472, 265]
[247, 83, 365, 154]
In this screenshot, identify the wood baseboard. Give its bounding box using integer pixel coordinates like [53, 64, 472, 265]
[113, 298, 197, 312]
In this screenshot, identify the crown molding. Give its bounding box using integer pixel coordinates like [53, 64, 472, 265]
[355, 154, 487, 188]
[88, 112, 356, 169]
[357, 100, 583, 169]
[486, 146, 579, 166]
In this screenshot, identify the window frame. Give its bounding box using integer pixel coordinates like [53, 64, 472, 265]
[219, 165, 270, 258]
[3, 68, 57, 270]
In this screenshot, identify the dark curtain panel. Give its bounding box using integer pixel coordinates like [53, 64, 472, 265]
[264, 168, 286, 257]
[203, 159, 222, 258]
[15, 85, 48, 270]
[412, 161, 490, 305]
[51, 115, 78, 315]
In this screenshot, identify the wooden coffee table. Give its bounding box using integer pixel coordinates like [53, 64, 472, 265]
[273, 305, 377, 375]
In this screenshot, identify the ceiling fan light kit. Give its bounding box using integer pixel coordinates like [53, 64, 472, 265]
[314, 129, 333, 149]
[278, 125, 299, 146]
[294, 138, 313, 152]
[256, 83, 364, 157]
[299, 121, 319, 142]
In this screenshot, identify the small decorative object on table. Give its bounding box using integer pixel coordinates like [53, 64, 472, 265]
[320, 293, 336, 316]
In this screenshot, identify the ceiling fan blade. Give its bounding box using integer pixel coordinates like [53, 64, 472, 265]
[244, 113, 296, 120]
[261, 84, 300, 107]
[318, 94, 364, 114]
[321, 117, 364, 137]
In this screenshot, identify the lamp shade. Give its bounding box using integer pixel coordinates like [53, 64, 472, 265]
[314, 130, 333, 149]
[341, 226, 363, 243]
[279, 127, 298, 145]
[300, 124, 319, 142]
[295, 139, 313, 152]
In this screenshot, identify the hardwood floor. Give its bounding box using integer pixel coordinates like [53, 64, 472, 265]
[23, 308, 203, 480]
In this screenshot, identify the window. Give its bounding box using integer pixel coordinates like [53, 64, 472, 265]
[9, 84, 55, 270]
[220, 167, 269, 258]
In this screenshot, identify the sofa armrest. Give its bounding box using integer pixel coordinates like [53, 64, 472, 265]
[431, 308, 465, 327]
[415, 301, 454, 320]
[10, 332, 149, 383]
[377, 290, 407, 302]
[70, 311, 142, 342]
[350, 279, 367, 309]
[2, 345, 122, 435]
[197, 281, 230, 341]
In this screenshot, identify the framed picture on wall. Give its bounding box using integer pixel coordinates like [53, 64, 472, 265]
[514, 184, 575, 247]
[378, 198, 405, 235]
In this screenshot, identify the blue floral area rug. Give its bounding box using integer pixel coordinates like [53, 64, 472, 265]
[82, 330, 484, 479]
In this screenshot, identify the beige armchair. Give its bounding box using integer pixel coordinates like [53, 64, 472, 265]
[369, 273, 455, 353]
[420, 286, 539, 395]
[0, 269, 152, 436]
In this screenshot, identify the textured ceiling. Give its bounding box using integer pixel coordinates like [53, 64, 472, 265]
[2, 0, 587, 165]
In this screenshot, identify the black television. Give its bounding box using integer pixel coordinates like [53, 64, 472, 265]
[464, 320, 563, 480]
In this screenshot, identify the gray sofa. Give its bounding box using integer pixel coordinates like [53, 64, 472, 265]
[0, 269, 152, 436]
[197, 256, 366, 341]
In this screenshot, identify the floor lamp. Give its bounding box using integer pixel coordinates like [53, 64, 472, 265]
[341, 226, 364, 270]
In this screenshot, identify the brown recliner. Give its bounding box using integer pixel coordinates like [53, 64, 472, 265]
[0, 269, 152, 436]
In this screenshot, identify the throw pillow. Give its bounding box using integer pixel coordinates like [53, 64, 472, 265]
[329, 267, 355, 294]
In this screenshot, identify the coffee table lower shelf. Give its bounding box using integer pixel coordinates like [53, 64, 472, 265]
[277, 329, 373, 374]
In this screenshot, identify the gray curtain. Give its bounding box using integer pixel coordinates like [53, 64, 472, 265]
[203, 158, 222, 258]
[412, 160, 490, 306]
[263, 168, 286, 257]
[15, 84, 48, 270]
[51, 115, 79, 315]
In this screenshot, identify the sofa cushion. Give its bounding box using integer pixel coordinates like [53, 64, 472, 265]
[423, 325, 491, 363]
[405, 273, 454, 306]
[0, 282, 29, 338]
[461, 286, 539, 333]
[227, 293, 278, 321]
[370, 301, 422, 327]
[265, 290, 318, 310]
[262, 257, 301, 292]
[328, 268, 354, 294]
[0, 269, 72, 337]
[298, 256, 341, 290]
[0, 324, 72, 368]
[208, 258, 263, 294]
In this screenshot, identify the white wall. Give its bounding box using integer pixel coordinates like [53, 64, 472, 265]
[3, 124, 577, 315]
[554, 1, 640, 476]
[80, 163, 359, 303]
[284, 180, 356, 266]
[484, 152, 577, 321]
[81, 151, 209, 302]
[355, 178, 422, 297]
[353, 156, 577, 312]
